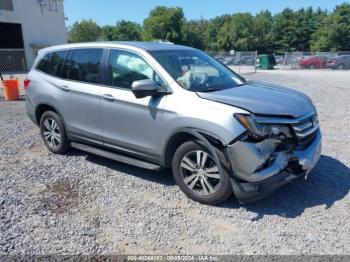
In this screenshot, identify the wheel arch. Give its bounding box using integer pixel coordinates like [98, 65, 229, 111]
[35, 104, 59, 124]
[162, 128, 227, 168]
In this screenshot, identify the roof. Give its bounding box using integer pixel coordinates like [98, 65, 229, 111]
[40, 41, 194, 54]
[110, 41, 193, 51]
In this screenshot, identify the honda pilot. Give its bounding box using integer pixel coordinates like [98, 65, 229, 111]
[25, 42, 322, 204]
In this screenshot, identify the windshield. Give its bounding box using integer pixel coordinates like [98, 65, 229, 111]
[149, 49, 245, 92]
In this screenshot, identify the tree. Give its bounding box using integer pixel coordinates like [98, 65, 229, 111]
[66, 4, 349, 52]
[216, 13, 255, 51]
[254, 10, 274, 53]
[182, 19, 207, 50]
[101, 20, 142, 41]
[294, 7, 315, 51]
[68, 19, 101, 43]
[271, 8, 299, 53]
[142, 6, 185, 43]
[311, 3, 350, 51]
[205, 15, 232, 50]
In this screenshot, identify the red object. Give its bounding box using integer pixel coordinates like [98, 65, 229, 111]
[298, 56, 327, 68]
[2, 80, 20, 101]
[24, 79, 30, 90]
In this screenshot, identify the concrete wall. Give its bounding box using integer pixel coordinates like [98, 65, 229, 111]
[0, 0, 67, 69]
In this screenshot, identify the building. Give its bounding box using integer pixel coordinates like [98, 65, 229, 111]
[0, 0, 67, 72]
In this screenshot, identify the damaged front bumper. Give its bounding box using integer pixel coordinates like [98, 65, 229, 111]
[226, 130, 322, 203]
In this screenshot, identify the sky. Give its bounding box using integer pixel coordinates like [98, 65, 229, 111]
[64, 0, 347, 26]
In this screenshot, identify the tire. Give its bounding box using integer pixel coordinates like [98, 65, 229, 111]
[337, 64, 345, 70]
[172, 140, 232, 205]
[39, 111, 70, 154]
[309, 64, 315, 69]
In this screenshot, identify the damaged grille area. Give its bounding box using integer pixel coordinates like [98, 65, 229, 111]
[292, 115, 319, 147]
[228, 112, 321, 182]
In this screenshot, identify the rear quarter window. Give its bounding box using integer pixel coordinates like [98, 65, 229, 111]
[36, 51, 68, 77]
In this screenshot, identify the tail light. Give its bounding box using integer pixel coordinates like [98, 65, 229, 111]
[24, 79, 30, 90]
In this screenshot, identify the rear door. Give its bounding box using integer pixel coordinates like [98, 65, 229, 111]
[100, 48, 168, 160]
[57, 48, 104, 143]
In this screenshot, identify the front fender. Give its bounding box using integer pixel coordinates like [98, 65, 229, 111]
[163, 127, 226, 179]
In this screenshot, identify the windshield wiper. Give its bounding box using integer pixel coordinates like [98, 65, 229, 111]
[197, 87, 222, 93]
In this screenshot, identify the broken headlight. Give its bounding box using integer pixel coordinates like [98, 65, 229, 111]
[235, 113, 289, 139]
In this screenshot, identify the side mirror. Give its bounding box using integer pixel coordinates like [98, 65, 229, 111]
[131, 79, 162, 99]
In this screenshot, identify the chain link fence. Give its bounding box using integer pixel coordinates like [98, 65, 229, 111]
[208, 51, 258, 74]
[207, 50, 350, 71]
[278, 51, 350, 70]
[0, 49, 27, 73]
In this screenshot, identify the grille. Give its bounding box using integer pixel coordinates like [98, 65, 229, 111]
[292, 115, 319, 146]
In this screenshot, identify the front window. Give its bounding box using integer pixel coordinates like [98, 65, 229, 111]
[108, 49, 167, 89]
[150, 49, 245, 92]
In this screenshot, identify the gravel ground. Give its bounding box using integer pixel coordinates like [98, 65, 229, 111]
[0, 70, 349, 255]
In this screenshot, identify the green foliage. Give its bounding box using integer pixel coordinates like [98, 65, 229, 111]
[311, 3, 350, 51]
[101, 20, 142, 41]
[182, 19, 208, 50]
[216, 13, 255, 51]
[142, 6, 185, 43]
[253, 10, 274, 53]
[271, 8, 298, 53]
[68, 19, 101, 43]
[67, 4, 350, 52]
[205, 15, 232, 50]
[294, 7, 316, 51]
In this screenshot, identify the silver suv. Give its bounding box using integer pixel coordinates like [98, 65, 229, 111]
[25, 42, 322, 204]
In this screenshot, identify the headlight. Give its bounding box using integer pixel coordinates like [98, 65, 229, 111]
[234, 113, 287, 139]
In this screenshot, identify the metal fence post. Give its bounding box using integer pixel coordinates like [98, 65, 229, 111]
[254, 51, 258, 73]
[283, 52, 288, 69]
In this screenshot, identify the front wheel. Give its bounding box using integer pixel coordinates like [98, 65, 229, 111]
[172, 141, 232, 205]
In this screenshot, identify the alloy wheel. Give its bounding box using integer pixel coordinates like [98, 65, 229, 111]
[180, 150, 221, 195]
[43, 117, 61, 148]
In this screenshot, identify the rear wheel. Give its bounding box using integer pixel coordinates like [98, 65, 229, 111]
[40, 111, 70, 154]
[172, 141, 232, 205]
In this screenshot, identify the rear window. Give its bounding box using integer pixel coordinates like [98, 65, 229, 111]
[37, 51, 68, 77]
[67, 48, 103, 84]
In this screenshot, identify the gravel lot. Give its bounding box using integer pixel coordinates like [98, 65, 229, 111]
[0, 70, 349, 255]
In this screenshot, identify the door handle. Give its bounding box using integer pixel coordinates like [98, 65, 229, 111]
[60, 85, 70, 91]
[102, 94, 115, 101]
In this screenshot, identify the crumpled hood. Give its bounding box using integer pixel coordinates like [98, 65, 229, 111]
[197, 81, 314, 118]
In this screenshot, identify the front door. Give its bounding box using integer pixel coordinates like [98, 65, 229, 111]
[100, 49, 168, 160]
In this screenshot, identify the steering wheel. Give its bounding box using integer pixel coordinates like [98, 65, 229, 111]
[195, 72, 208, 85]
